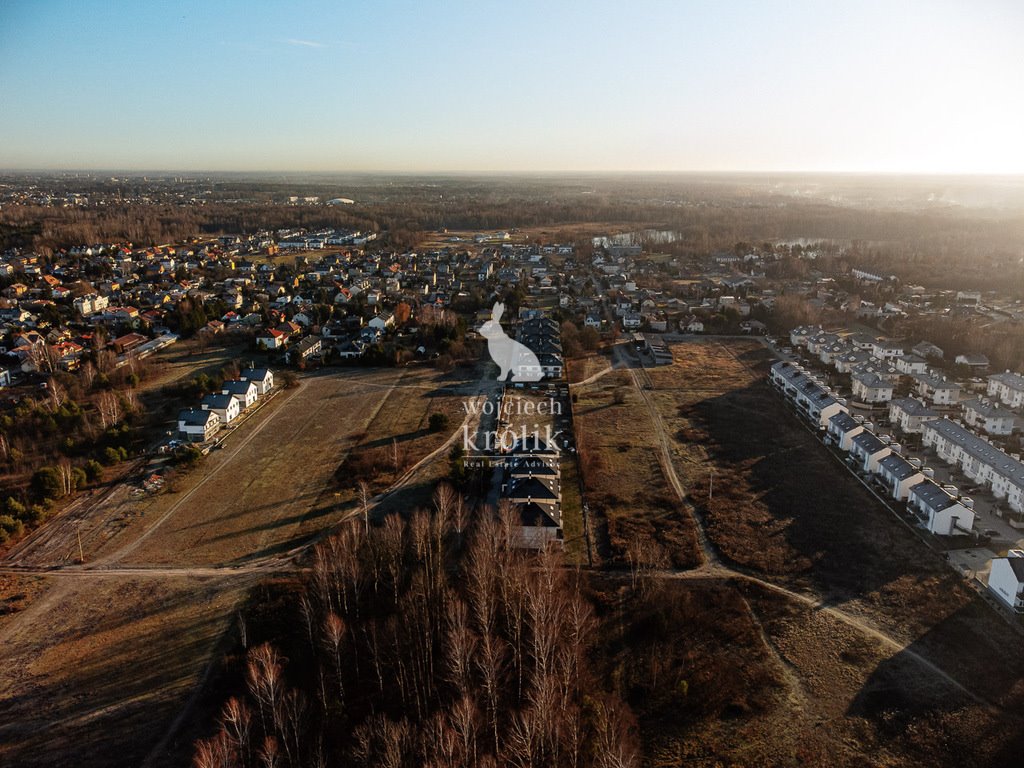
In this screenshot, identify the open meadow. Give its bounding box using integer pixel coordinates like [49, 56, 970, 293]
[570, 338, 1024, 765]
[0, 364, 487, 767]
[570, 359, 701, 569]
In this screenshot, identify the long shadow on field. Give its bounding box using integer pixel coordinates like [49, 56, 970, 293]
[359, 428, 430, 449]
[847, 600, 1024, 766]
[226, 482, 438, 565]
[684, 379, 1024, 760]
[0, 579, 240, 768]
[200, 501, 341, 545]
[173, 489, 327, 530]
[685, 380, 958, 604]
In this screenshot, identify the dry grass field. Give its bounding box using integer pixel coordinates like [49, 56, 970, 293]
[0, 573, 47, 624]
[112, 366, 469, 566]
[627, 338, 1024, 764]
[0, 365, 486, 768]
[567, 352, 611, 384]
[0, 574, 254, 768]
[564, 338, 1024, 765]
[573, 367, 701, 568]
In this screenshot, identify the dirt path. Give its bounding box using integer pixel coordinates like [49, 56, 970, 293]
[646, 567, 992, 708]
[0, 368, 494, 768]
[614, 342, 719, 567]
[569, 363, 615, 388]
[605, 341, 994, 709]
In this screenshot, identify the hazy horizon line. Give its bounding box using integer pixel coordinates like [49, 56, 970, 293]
[5, 167, 1024, 180]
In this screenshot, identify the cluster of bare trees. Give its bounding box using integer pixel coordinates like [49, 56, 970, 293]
[0, 201, 378, 255]
[194, 486, 638, 768]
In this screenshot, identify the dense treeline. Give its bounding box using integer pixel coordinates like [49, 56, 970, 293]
[0, 203, 378, 254]
[194, 487, 638, 768]
[8, 177, 1024, 279]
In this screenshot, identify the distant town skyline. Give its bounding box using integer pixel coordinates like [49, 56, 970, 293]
[2, 0, 1023, 174]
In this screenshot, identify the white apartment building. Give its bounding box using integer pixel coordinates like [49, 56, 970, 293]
[922, 419, 1024, 514]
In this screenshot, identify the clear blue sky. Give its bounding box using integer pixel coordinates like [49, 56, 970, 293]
[1, 0, 1023, 173]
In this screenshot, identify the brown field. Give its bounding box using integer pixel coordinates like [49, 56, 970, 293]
[565, 337, 1024, 765]
[0, 365, 488, 768]
[8, 336, 1024, 767]
[621, 337, 1024, 763]
[0, 573, 47, 624]
[591, 575, 988, 767]
[654, 340, 1007, 639]
[0, 573, 254, 768]
[134, 337, 255, 396]
[334, 366, 478, 509]
[567, 352, 612, 384]
[87, 366, 471, 567]
[572, 367, 701, 568]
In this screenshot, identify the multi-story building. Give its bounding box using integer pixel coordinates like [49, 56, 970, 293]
[987, 371, 1024, 410]
[962, 399, 1017, 436]
[888, 398, 939, 434]
[914, 372, 962, 406]
[770, 361, 848, 429]
[921, 419, 1024, 514]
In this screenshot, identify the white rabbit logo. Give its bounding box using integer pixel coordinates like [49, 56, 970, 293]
[479, 302, 543, 382]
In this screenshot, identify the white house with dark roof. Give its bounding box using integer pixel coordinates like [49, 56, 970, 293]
[877, 454, 925, 501]
[790, 325, 823, 348]
[819, 341, 850, 366]
[201, 392, 241, 426]
[177, 408, 220, 443]
[833, 349, 874, 374]
[221, 379, 259, 410]
[852, 371, 894, 404]
[849, 332, 877, 351]
[502, 444, 562, 549]
[962, 399, 1017, 436]
[987, 371, 1024, 409]
[895, 354, 928, 376]
[908, 480, 975, 536]
[852, 361, 901, 384]
[871, 339, 905, 360]
[914, 372, 962, 406]
[889, 398, 939, 435]
[240, 367, 274, 395]
[828, 411, 864, 451]
[807, 332, 840, 356]
[988, 551, 1024, 612]
[849, 430, 892, 473]
[955, 353, 989, 371]
[921, 419, 1024, 514]
[770, 361, 847, 429]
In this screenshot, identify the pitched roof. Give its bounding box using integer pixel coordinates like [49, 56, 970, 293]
[878, 453, 919, 481]
[923, 419, 1024, 489]
[202, 393, 236, 410]
[962, 399, 1015, 420]
[890, 398, 939, 418]
[222, 379, 256, 395]
[241, 367, 272, 381]
[829, 412, 860, 432]
[988, 371, 1024, 391]
[851, 431, 887, 454]
[518, 500, 560, 528]
[914, 372, 961, 391]
[178, 408, 218, 427]
[909, 480, 958, 512]
[1006, 555, 1024, 581]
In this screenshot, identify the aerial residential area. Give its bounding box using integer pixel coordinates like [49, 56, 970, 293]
[4, 2, 1024, 767]
[2, 171, 1024, 767]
